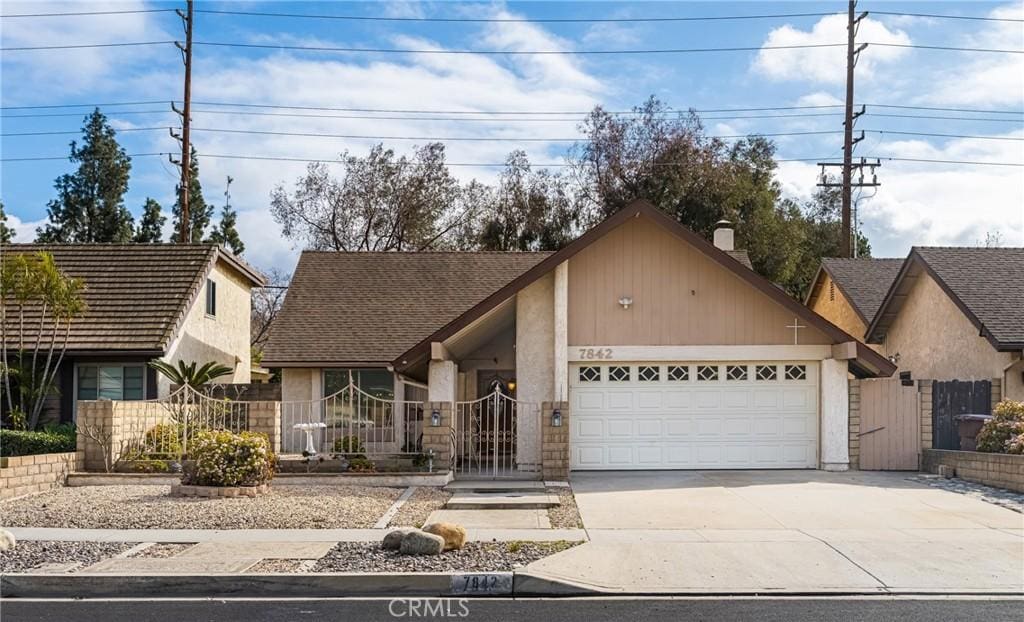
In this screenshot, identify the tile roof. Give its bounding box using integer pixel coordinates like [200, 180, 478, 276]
[1, 244, 256, 353]
[261, 251, 551, 365]
[912, 247, 1024, 348]
[821, 257, 905, 323]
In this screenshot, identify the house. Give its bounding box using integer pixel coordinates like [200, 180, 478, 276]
[1, 244, 266, 423]
[865, 247, 1024, 401]
[805, 257, 904, 349]
[264, 200, 894, 475]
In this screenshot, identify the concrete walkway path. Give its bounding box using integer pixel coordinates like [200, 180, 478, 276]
[6, 526, 586, 543]
[524, 470, 1024, 594]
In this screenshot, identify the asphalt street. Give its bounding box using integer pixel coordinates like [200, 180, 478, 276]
[2, 597, 1022, 622]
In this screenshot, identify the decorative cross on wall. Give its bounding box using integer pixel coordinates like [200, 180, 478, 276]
[786, 317, 806, 345]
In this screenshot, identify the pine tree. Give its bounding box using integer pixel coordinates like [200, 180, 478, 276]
[205, 176, 245, 254]
[169, 146, 212, 243]
[0, 201, 14, 243]
[36, 109, 134, 243]
[133, 198, 165, 243]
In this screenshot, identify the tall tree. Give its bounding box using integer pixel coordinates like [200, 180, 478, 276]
[133, 198, 165, 243]
[36, 109, 134, 243]
[206, 176, 245, 254]
[270, 143, 463, 251]
[0, 201, 13, 243]
[170, 146, 212, 243]
[476, 151, 578, 251]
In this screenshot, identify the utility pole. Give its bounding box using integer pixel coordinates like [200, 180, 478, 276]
[819, 0, 872, 257]
[173, 0, 194, 243]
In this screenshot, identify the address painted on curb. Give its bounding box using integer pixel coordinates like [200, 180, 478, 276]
[449, 573, 513, 595]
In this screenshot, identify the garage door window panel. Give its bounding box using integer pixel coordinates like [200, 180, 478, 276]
[578, 366, 601, 383]
[667, 365, 689, 382]
[696, 365, 719, 382]
[608, 366, 631, 382]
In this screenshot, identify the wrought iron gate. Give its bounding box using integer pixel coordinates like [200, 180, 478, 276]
[453, 389, 539, 479]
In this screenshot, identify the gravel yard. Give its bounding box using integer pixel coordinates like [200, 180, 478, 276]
[546, 487, 583, 528]
[1, 485, 402, 529]
[312, 541, 580, 573]
[389, 487, 452, 527]
[0, 541, 134, 574]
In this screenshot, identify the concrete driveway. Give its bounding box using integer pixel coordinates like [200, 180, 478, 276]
[525, 470, 1024, 594]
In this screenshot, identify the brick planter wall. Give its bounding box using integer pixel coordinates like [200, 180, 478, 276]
[541, 401, 570, 480]
[922, 449, 1024, 493]
[248, 401, 282, 454]
[421, 402, 453, 472]
[848, 379, 861, 470]
[0, 451, 82, 499]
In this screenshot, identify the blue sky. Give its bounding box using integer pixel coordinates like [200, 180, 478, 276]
[2, 1, 1022, 273]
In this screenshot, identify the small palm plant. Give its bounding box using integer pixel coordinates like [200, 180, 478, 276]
[148, 360, 234, 390]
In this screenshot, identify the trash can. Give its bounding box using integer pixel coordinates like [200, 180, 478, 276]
[955, 414, 991, 451]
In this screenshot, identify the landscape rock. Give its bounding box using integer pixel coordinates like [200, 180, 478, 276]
[382, 528, 417, 551]
[422, 522, 467, 551]
[0, 529, 15, 552]
[399, 530, 445, 556]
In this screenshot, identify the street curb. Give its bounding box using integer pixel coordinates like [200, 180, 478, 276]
[3, 572, 1020, 599]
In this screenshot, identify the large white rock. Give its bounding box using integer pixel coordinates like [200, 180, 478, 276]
[382, 528, 417, 551]
[399, 530, 445, 556]
[0, 529, 16, 552]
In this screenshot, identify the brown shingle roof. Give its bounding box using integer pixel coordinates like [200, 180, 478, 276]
[1, 244, 262, 353]
[912, 247, 1024, 348]
[821, 257, 904, 323]
[261, 251, 551, 366]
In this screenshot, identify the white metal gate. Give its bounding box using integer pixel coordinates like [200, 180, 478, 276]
[280, 382, 424, 456]
[453, 389, 539, 479]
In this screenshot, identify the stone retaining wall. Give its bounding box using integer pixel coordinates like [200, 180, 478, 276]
[922, 449, 1024, 493]
[0, 451, 82, 499]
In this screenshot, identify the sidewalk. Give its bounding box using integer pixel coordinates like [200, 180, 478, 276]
[6, 526, 587, 543]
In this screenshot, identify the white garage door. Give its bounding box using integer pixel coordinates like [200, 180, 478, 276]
[570, 362, 818, 469]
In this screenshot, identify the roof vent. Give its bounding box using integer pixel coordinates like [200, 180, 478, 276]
[713, 220, 734, 252]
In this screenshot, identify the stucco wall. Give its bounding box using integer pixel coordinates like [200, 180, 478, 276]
[1005, 360, 1024, 401]
[159, 260, 254, 397]
[884, 272, 1013, 385]
[515, 273, 555, 469]
[820, 358, 851, 471]
[809, 273, 869, 340]
[281, 367, 315, 402]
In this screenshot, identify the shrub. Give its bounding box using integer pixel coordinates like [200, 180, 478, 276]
[0, 426, 76, 456]
[976, 400, 1024, 454]
[184, 429, 276, 487]
[333, 435, 365, 454]
[143, 423, 183, 457]
[347, 456, 376, 473]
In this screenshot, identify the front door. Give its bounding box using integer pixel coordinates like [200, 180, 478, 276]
[476, 370, 516, 456]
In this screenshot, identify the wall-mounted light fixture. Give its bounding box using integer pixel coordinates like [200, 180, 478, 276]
[618, 296, 633, 310]
[430, 410, 441, 427]
[552, 408, 563, 427]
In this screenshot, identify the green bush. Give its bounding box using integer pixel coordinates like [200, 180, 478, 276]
[184, 429, 276, 487]
[976, 400, 1024, 454]
[143, 423, 183, 457]
[347, 456, 376, 473]
[332, 435, 365, 454]
[1, 425, 76, 456]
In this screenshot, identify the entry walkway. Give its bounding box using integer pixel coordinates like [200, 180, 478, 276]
[7, 527, 586, 543]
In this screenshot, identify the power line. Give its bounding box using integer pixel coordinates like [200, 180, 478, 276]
[5, 100, 1022, 116]
[192, 41, 848, 55]
[863, 129, 1024, 141]
[0, 127, 169, 136]
[2, 152, 1020, 167]
[869, 42, 1024, 54]
[869, 10, 1024, 23]
[0, 9, 175, 18]
[1, 41, 175, 52]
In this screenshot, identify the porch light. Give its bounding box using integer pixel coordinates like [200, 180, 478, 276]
[618, 296, 633, 310]
[430, 409, 441, 427]
[552, 408, 562, 427]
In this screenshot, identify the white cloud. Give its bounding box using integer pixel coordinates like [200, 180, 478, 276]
[796, 92, 844, 107]
[753, 15, 911, 84]
[0, 0, 172, 99]
[582, 23, 643, 48]
[921, 4, 1024, 107]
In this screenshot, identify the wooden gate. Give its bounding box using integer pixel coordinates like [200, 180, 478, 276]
[858, 378, 921, 470]
[932, 380, 991, 450]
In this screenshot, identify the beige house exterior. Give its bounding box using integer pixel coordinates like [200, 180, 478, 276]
[807, 271, 870, 342]
[267, 200, 895, 478]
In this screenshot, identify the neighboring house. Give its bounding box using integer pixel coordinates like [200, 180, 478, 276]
[264, 200, 894, 473]
[805, 258, 904, 349]
[1, 244, 266, 423]
[865, 247, 1024, 401]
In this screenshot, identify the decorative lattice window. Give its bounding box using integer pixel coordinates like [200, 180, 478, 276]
[667, 365, 689, 382]
[756, 365, 778, 381]
[785, 364, 807, 381]
[726, 365, 748, 381]
[638, 365, 660, 382]
[578, 366, 601, 383]
[608, 366, 631, 382]
[696, 365, 718, 382]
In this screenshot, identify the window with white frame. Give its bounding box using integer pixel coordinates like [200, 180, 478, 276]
[77, 365, 145, 401]
[696, 365, 718, 381]
[578, 366, 601, 382]
[785, 364, 807, 380]
[667, 365, 689, 382]
[726, 365, 748, 381]
[638, 365, 660, 382]
[608, 366, 631, 382]
[756, 365, 778, 381]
